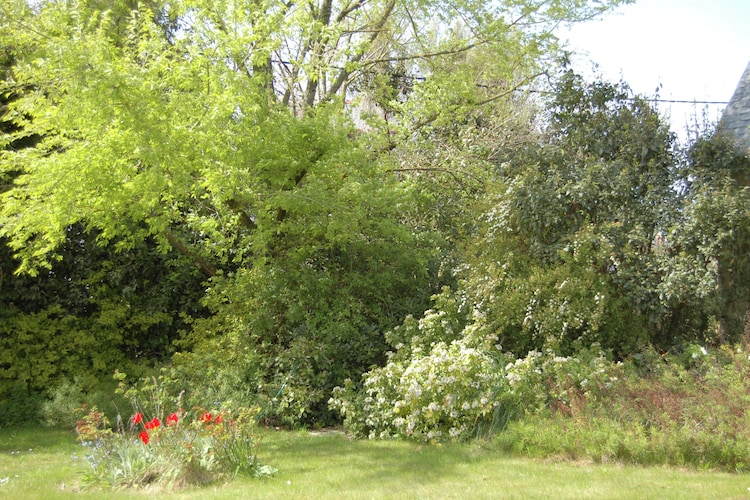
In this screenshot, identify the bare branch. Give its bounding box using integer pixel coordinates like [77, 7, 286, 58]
[322, 0, 396, 103]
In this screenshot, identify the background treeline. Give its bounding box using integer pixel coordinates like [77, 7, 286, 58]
[1, 0, 748, 459]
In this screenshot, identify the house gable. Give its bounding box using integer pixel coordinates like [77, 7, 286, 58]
[721, 60, 750, 151]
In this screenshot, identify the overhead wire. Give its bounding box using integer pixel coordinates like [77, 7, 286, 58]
[268, 59, 731, 106]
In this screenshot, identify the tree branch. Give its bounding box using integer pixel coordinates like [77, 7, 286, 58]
[386, 167, 483, 192]
[336, 0, 366, 22]
[322, 0, 396, 103]
[364, 41, 479, 66]
[163, 229, 218, 277]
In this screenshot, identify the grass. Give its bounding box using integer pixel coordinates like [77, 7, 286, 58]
[0, 429, 750, 499]
[1, 426, 749, 499]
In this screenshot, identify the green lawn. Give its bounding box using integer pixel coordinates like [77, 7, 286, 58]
[1, 427, 748, 499]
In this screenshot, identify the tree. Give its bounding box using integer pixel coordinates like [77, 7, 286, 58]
[679, 131, 750, 343]
[455, 72, 683, 355]
[0, 0, 632, 271]
[0, 0, 631, 423]
[328, 72, 750, 438]
[404, 71, 748, 357]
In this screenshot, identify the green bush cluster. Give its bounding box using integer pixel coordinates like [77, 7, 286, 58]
[2, 0, 748, 451]
[0, 230, 207, 425]
[502, 347, 621, 412]
[330, 340, 616, 443]
[333, 338, 750, 471]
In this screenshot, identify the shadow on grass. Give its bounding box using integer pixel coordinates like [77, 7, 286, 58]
[260, 429, 489, 485]
[0, 426, 78, 453]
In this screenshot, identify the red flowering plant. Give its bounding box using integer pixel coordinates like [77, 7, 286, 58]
[75, 371, 275, 489]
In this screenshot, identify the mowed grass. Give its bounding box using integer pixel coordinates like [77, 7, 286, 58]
[1, 427, 749, 499]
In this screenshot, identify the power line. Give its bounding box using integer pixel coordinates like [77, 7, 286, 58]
[268, 60, 730, 106]
[640, 98, 728, 105]
[523, 88, 728, 105]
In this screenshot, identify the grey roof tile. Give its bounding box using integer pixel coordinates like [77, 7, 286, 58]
[720, 60, 750, 150]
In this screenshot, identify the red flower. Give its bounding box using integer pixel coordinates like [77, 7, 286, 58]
[144, 417, 161, 430]
[131, 413, 143, 425]
[200, 412, 213, 423]
[213, 414, 223, 424]
[166, 413, 179, 426]
[138, 430, 150, 445]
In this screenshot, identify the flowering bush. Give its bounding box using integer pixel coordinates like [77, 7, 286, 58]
[331, 339, 503, 442]
[503, 347, 620, 413]
[75, 374, 275, 489]
[383, 288, 471, 363]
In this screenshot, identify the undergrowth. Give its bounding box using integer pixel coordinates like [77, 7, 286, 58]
[333, 341, 750, 472]
[495, 344, 750, 472]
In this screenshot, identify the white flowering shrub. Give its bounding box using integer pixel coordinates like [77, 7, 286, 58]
[504, 347, 620, 413]
[330, 339, 505, 442]
[384, 288, 471, 362]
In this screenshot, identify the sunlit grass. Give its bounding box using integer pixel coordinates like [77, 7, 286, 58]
[0, 427, 748, 499]
[0, 427, 92, 498]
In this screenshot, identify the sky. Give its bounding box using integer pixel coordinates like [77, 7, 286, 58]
[560, 0, 750, 140]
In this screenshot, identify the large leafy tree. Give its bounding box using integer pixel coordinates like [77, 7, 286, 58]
[1, 5, 206, 416]
[422, 72, 747, 357]
[0, 0, 631, 271]
[0, 0, 630, 423]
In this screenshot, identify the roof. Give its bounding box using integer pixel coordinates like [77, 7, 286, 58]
[720, 60, 750, 150]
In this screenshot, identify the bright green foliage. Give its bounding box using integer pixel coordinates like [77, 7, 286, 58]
[0, 0, 638, 427]
[0, 0, 633, 270]
[1, 1, 437, 423]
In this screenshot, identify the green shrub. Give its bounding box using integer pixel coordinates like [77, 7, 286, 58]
[41, 377, 131, 429]
[0, 381, 43, 427]
[41, 378, 88, 428]
[502, 346, 621, 413]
